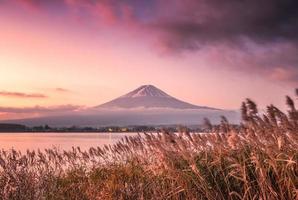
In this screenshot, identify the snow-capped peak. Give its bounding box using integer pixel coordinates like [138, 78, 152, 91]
[122, 85, 171, 98]
[96, 84, 219, 110]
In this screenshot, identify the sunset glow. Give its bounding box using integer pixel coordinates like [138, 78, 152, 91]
[0, 0, 296, 119]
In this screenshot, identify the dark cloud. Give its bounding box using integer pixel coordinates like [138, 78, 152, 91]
[7, 0, 298, 84]
[0, 105, 82, 114]
[148, 0, 298, 83]
[195, 42, 298, 83]
[0, 91, 47, 98]
[12, 0, 298, 46]
[151, 0, 298, 49]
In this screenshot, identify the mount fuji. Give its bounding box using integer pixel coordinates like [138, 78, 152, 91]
[96, 85, 217, 110]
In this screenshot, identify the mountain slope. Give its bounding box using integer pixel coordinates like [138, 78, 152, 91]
[96, 85, 218, 110]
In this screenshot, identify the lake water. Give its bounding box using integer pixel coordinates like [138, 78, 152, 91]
[0, 132, 139, 152]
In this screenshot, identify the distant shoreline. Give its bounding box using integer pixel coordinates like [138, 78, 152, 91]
[0, 130, 140, 133]
[0, 123, 205, 133]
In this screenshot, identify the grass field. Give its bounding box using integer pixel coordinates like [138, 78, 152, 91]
[0, 97, 297, 200]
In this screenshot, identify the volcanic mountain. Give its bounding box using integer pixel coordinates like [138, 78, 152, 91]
[96, 85, 217, 110]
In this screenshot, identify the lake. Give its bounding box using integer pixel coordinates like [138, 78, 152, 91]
[0, 132, 139, 152]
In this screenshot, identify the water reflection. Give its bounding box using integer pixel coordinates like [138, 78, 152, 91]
[0, 132, 139, 152]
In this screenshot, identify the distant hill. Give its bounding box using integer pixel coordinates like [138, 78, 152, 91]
[0, 123, 27, 132]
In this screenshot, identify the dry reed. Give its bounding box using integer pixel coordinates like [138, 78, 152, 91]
[0, 94, 297, 200]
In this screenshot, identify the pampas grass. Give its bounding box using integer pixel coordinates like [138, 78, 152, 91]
[0, 95, 297, 200]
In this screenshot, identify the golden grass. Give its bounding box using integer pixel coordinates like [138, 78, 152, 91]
[0, 96, 297, 199]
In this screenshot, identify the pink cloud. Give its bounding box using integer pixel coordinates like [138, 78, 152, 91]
[6, 0, 298, 85]
[93, 2, 117, 24]
[0, 104, 83, 120]
[0, 105, 82, 114]
[54, 88, 70, 93]
[269, 67, 298, 82]
[0, 91, 47, 98]
[15, 0, 41, 12]
[63, 0, 139, 27]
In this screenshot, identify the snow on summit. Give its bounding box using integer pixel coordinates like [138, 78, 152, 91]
[122, 85, 171, 98]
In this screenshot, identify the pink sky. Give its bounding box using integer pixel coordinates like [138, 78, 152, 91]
[0, 0, 296, 119]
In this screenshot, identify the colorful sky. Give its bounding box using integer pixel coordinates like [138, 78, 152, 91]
[0, 0, 297, 119]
